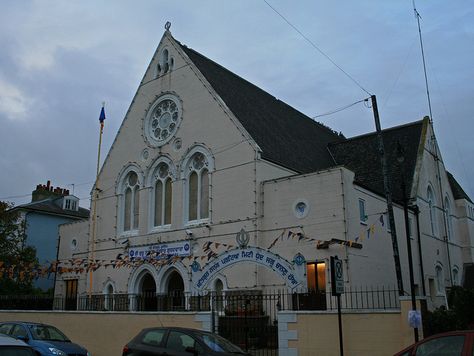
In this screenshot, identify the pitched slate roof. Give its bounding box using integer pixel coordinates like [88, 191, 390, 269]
[178, 43, 343, 173]
[176, 38, 472, 205]
[12, 198, 89, 219]
[328, 120, 424, 201]
[447, 171, 472, 203]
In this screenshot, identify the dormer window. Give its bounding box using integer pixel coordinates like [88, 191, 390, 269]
[63, 196, 79, 211]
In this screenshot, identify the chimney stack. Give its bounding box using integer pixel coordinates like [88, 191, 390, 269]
[32, 181, 70, 202]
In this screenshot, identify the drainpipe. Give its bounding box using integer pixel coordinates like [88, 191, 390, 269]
[413, 205, 426, 296]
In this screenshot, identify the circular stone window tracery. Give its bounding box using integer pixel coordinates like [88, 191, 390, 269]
[144, 94, 182, 147]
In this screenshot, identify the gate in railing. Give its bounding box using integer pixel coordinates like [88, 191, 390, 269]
[211, 292, 280, 356]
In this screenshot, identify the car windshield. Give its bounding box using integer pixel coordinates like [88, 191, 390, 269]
[28, 325, 70, 342]
[200, 333, 245, 353]
[0, 347, 35, 356]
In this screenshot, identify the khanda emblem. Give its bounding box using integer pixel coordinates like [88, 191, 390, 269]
[236, 228, 250, 249]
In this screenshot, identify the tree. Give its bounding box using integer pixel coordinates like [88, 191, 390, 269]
[423, 286, 474, 336]
[0, 201, 38, 294]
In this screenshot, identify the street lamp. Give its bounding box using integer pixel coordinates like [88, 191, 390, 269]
[397, 142, 419, 342]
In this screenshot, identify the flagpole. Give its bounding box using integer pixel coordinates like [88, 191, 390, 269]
[88, 102, 105, 296]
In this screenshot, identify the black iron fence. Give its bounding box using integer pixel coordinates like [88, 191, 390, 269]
[0, 286, 400, 312]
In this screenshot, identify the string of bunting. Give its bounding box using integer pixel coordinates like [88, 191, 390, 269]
[267, 213, 387, 250]
[0, 215, 387, 281]
[0, 242, 238, 280]
[266, 229, 360, 249]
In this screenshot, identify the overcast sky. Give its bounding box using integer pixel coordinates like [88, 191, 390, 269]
[1, 0, 473, 208]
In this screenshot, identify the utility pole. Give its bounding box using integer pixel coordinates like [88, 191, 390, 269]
[371, 95, 404, 296]
[402, 184, 420, 342]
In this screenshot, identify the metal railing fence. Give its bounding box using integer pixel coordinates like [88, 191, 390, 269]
[0, 285, 400, 312]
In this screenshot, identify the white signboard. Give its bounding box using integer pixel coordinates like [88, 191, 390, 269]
[192, 247, 304, 291]
[408, 310, 422, 328]
[128, 241, 191, 259]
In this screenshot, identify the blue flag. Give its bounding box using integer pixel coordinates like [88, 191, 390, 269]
[99, 106, 106, 127]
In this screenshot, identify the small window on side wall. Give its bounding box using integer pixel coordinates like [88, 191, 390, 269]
[452, 269, 459, 286]
[436, 265, 444, 294]
[359, 199, 367, 224]
[384, 213, 391, 232]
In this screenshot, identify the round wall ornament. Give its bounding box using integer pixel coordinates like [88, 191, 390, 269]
[293, 199, 309, 219]
[191, 261, 201, 272]
[294, 253, 306, 266]
[144, 94, 182, 147]
[236, 228, 250, 248]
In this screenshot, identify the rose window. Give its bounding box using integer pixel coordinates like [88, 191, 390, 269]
[145, 95, 182, 147]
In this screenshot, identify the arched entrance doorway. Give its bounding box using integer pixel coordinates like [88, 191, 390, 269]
[166, 270, 185, 310]
[140, 272, 157, 311]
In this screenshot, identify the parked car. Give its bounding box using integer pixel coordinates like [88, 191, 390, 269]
[0, 321, 91, 356]
[394, 330, 474, 356]
[0, 334, 38, 355]
[122, 327, 250, 356]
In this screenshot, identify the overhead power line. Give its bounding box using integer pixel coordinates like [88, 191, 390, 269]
[263, 0, 371, 96]
[312, 97, 370, 119]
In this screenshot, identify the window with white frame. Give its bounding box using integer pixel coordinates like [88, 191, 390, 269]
[359, 199, 367, 224]
[122, 171, 140, 232]
[63, 196, 79, 211]
[184, 150, 211, 223]
[435, 265, 444, 294]
[444, 197, 454, 241]
[104, 284, 114, 311]
[452, 268, 459, 286]
[427, 186, 437, 236]
[152, 162, 173, 228]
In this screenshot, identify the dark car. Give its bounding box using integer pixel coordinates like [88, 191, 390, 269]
[122, 327, 249, 356]
[394, 330, 474, 356]
[0, 334, 38, 355]
[0, 321, 90, 356]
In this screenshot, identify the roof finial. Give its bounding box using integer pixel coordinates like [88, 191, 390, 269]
[165, 21, 171, 31]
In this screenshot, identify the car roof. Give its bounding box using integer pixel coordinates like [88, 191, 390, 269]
[141, 327, 208, 333]
[423, 330, 474, 339]
[0, 321, 50, 327]
[395, 330, 474, 355]
[0, 334, 29, 346]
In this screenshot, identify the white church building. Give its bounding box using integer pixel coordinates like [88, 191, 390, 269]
[55, 28, 474, 313]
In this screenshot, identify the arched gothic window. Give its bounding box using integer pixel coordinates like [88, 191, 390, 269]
[157, 49, 170, 77]
[152, 162, 173, 227]
[427, 186, 437, 236]
[452, 268, 459, 286]
[122, 171, 140, 232]
[184, 150, 211, 223]
[444, 197, 453, 241]
[435, 265, 444, 294]
[104, 284, 114, 311]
